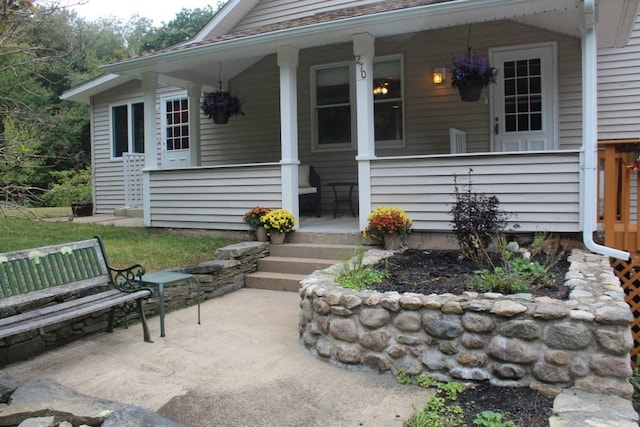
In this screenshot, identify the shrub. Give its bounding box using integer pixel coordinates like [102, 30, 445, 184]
[449, 169, 509, 260]
[45, 167, 92, 207]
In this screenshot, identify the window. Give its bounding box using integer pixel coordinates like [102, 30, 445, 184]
[311, 56, 404, 151]
[312, 64, 353, 151]
[373, 56, 403, 147]
[111, 102, 144, 158]
[164, 97, 190, 151]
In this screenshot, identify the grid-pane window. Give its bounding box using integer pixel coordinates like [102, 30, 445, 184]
[503, 58, 542, 133]
[111, 102, 144, 158]
[165, 98, 189, 151]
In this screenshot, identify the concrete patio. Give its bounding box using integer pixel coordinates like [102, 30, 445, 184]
[5, 288, 429, 426]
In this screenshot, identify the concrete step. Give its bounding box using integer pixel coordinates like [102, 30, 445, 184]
[269, 243, 361, 260]
[245, 271, 305, 292]
[258, 256, 338, 275]
[288, 231, 364, 245]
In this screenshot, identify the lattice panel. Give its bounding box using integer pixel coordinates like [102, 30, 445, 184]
[611, 257, 640, 362]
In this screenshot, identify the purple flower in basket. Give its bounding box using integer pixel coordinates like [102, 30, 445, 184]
[450, 52, 498, 88]
[200, 91, 244, 119]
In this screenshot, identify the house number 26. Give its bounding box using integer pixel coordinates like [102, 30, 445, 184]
[356, 55, 367, 79]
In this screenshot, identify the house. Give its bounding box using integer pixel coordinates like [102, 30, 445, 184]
[62, 0, 640, 259]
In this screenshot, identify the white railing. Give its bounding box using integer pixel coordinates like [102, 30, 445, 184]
[123, 153, 145, 208]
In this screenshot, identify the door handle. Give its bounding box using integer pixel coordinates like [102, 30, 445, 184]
[494, 117, 499, 135]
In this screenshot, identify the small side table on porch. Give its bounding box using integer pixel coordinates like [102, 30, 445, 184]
[328, 182, 358, 218]
[140, 271, 200, 337]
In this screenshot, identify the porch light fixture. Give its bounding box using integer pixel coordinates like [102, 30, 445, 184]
[373, 82, 389, 95]
[433, 68, 446, 84]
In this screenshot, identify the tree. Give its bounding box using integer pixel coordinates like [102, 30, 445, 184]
[140, 6, 217, 53]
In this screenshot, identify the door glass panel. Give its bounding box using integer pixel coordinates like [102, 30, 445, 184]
[503, 58, 543, 133]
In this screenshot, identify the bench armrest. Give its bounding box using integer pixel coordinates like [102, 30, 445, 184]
[108, 264, 150, 293]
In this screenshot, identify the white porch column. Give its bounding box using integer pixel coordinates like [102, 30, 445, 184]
[277, 45, 300, 225]
[188, 83, 202, 166]
[141, 72, 158, 227]
[353, 33, 375, 230]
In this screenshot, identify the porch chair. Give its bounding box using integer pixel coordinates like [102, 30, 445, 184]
[449, 128, 467, 154]
[299, 164, 321, 217]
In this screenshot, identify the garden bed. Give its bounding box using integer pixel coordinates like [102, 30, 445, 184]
[299, 249, 634, 400]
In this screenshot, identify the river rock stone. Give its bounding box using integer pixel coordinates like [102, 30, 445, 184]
[359, 330, 391, 352]
[490, 300, 528, 317]
[545, 324, 592, 350]
[533, 361, 571, 383]
[461, 313, 495, 333]
[359, 309, 391, 329]
[312, 298, 330, 315]
[492, 363, 527, 379]
[487, 336, 539, 363]
[595, 329, 633, 355]
[589, 355, 633, 378]
[393, 311, 422, 332]
[329, 319, 358, 343]
[103, 404, 183, 427]
[423, 312, 463, 339]
[460, 333, 485, 349]
[362, 353, 391, 371]
[336, 344, 362, 364]
[498, 320, 541, 340]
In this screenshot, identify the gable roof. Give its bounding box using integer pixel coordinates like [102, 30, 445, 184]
[63, 0, 640, 101]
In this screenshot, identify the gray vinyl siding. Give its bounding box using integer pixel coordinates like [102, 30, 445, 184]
[597, 18, 640, 139]
[371, 151, 581, 233]
[231, 0, 383, 32]
[148, 164, 282, 230]
[92, 82, 182, 214]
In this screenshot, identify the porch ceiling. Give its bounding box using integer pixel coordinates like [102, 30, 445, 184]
[102, 0, 637, 90]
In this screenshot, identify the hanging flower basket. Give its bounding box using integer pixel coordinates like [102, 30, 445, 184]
[457, 82, 484, 102]
[201, 91, 244, 124]
[450, 51, 498, 102]
[212, 108, 230, 124]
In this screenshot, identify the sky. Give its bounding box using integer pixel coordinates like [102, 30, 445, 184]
[69, 0, 218, 26]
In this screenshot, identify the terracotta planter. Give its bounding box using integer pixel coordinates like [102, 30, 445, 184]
[457, 83, 484, 102]
[255, 226, 269, 242]
[212, 108, 230, 124]
[269, 231, 287, 245]
[383, 234, 402, 250]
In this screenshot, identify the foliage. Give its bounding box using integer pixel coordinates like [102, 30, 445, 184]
[473, 410, 516, 427]
[201, 91, 244, 119]
[140, 6, 217, 52]
[260, 208, 296, 233]
[450, 51, 498, 88]
[406, 380, 465, 427]
[416, 374, 435, 389]
[242, 206, 272, 230]
[469, 233, 557, 294]
[45, 167, 92, 206]
[630, 361, 640, 393]
[0, 213, 237, 272]
[335, 249, 388, 291]
[449, 170, 509, 261]
[396, 372, 413, 385]
[363, 206, 412, 245]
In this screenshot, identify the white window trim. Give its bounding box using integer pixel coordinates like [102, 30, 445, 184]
[310, 61, 356, 153]
[373, 54, 405, 149]
[109, 100, 143, 160]
[160, 91, 190, 152]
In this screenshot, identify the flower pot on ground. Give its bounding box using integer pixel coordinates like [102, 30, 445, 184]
[243, 206, 272, 241]
[71, 202, 93, 217]
[269, 231, 287, 245]
[450, 51, 498, 102]
[201, 91, 244, 124]
[363, 206, 412, 249]
[255, 226, 269, 242]
[260, 208, 296, 237]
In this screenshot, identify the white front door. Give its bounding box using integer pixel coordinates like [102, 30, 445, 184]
[162, 95, 191, 168]
[490, 43, 557, 152]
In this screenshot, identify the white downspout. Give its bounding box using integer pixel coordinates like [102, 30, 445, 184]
[581, 0, 630, 260]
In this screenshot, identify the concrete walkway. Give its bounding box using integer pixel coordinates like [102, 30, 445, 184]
[6, 288, 429, 427]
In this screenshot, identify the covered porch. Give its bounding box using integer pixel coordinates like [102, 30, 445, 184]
[94, 0, 632, 248]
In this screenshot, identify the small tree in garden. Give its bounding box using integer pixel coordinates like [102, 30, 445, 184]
[449, 169, 509, 260]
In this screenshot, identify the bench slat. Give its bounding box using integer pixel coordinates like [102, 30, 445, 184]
[0, 289, 122, 327]
[0, 289, 151, 340]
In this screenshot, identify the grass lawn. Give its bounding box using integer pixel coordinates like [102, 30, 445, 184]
[0, 208, 240, 272]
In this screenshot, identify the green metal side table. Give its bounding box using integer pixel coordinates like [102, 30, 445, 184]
[140, 271, 200, 337]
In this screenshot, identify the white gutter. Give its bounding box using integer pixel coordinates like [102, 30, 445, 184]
[581, 0, 630, 260]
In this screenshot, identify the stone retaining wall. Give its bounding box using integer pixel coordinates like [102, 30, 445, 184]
[299, 249, 635, 398]
[0, 241, 268, 367]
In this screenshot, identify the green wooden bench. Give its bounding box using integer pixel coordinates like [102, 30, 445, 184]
[0, 236, 153, 343]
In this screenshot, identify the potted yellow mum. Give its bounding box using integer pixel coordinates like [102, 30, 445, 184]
[260, 208, 296, 244]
